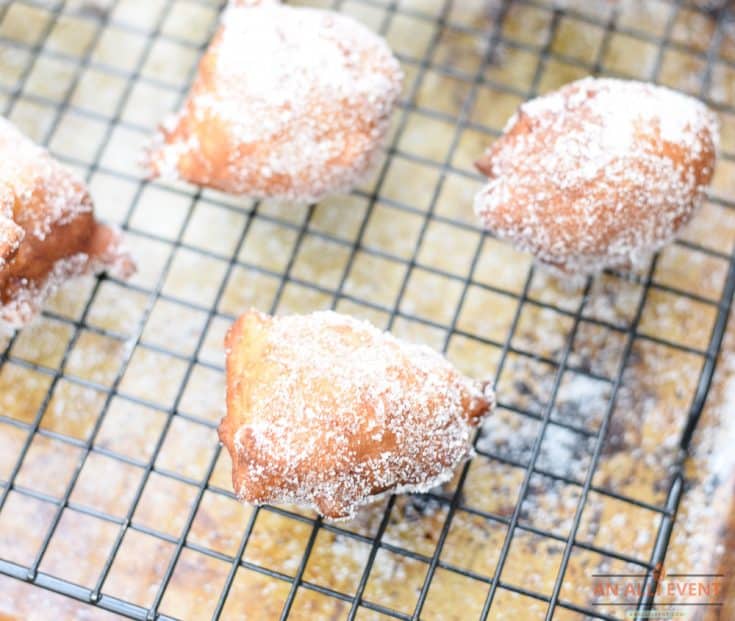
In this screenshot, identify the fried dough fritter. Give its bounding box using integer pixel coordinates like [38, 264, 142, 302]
[219, 309, 494, 520]
[144, 2, 402, 203]
[0, 117, 134, 330]
[474, 77, 718, 277]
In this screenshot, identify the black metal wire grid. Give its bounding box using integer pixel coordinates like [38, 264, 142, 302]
[0, 0, 734, 619]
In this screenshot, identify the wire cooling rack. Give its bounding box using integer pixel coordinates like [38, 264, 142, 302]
[1, 0, 735, 619]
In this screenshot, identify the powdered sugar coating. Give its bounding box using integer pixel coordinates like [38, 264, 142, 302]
[474, 78, 719, 276]
[144, 3, 403, 203]
[0, 117, 89, 252]
[0, 116, 134, 330]
[219, 309, 494, 520]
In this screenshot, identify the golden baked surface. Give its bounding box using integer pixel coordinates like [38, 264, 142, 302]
[220, 309, 493, 519]
[144, 3, 402, 203]
[475, 78, 718, 275]
[0, 117, 133, 330]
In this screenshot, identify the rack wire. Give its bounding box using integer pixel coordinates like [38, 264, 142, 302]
[0, 0, 734, 619]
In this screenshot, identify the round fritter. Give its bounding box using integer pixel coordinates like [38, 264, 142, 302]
[0, 117, 134, 330]
[474, 78, 718, 276]
[144, 2, 403, 203]
[219, 309, 494, 520]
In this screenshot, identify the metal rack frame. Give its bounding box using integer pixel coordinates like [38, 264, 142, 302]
[0, 0, 734, 619]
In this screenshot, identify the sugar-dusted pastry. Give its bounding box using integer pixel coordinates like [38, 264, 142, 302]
[474, 77, 718, 276]
[144, 1, 403, 203]
[0, 117, 134, 329]
[218, 309, 494, 520]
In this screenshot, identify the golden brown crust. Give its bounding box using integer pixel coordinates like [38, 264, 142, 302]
[0, 117, 134, 329]
[474, 78, 718, 276]
[144, 4, 402, 203]
[0, 215, 23, 265]
[219, 309, 493, 519]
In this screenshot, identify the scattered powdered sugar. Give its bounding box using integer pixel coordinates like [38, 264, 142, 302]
[704, 354, 735, 479]
[145, 3, 403, 203]
[0, 116, 134, 331]
[219, 309, 494, 520]
[474, 77, 719, 276]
